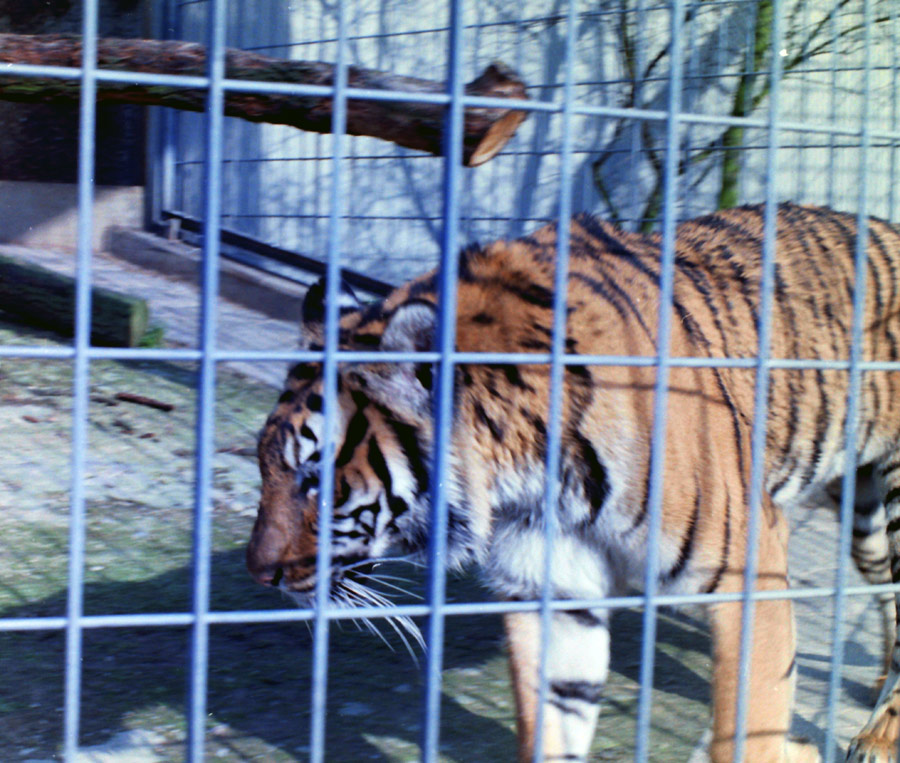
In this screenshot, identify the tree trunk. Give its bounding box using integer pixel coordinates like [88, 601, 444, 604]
[0, 34, 529, 167]
[716, 0, 773, 209]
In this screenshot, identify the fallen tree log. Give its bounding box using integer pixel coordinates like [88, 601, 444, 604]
[0, 253, 150, 347]
[0, 34, 529, 166]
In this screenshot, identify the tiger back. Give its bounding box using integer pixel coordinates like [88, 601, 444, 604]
[248, 203, 900, 763]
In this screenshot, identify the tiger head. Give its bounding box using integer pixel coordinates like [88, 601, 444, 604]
[246, 277, 440, 612]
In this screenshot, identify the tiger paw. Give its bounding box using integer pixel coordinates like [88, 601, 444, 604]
[846, 737, 897, 763]
[847, 720, 900, 762]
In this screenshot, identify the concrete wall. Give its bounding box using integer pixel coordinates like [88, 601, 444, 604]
[0, 0, 148, 186]
[0, 181, 143, 252]
[0, 2, 149, 252]
[161, 1, 900, 286]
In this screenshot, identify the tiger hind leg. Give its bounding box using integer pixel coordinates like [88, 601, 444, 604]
[851, 499, 895, 693]
[847, 459, 900, 762]
[504, 608, 609, 762]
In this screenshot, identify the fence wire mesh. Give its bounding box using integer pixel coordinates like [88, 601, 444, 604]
[0, 0, 898, 762]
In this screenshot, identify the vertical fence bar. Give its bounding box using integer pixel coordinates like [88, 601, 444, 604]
[309, 1, 349, 759]
[826, 3, 838, 210]
[823, 1, 872, 760]
[420, 0, 465, 758]
[794, 3, 808, 200]
[531, 0, 578, 759]
[186, 0, 227, 759]
[632, 0, 684, 758]
[889, 4, 898, 220]
[731, 2, 785, 760]
[63, 0, 99, 758]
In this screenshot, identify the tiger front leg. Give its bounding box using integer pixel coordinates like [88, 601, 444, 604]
[708, 503, 820, 763]
[504, 608, 609, 762]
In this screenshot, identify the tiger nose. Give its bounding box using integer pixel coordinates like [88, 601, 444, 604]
[249, 565, 283, 587]
[246, 551, 280, 587]
[246, 518, 288, 586]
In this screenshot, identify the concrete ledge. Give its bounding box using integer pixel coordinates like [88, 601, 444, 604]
[0, 180, 143, 252]
[106, 227, 306, 323]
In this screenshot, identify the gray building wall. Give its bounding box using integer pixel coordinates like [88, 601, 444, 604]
[158, 1, 900, 285]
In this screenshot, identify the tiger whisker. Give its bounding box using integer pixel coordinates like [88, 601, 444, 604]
[336, 582, 398, 653]
[383, 615, 423, 664]
[341, 555, 423, 572]
[349, 571, 423, 600]
[337, 578, 424, 659]
[348, 597, 421, 661]
[342, 579, 395, 611]
[354, 571, 422, 586]
[346, 607, 394, 651]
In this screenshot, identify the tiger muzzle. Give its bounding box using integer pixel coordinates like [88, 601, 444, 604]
[245, 519, 286, 586]
[246, 512, 317, 589]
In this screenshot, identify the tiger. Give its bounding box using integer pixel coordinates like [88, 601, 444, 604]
[247, 202, 900, 762]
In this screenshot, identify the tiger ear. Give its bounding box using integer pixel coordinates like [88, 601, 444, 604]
[300, 275, 361, 348]
[349, 301, 437, 416]
[380, 300, 436, 354]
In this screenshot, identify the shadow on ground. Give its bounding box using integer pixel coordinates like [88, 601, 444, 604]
[1, 550, 508, 761]
[0, 548, 715, 762]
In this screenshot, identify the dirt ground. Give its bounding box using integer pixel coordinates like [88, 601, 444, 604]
[0, 315, 889, 762]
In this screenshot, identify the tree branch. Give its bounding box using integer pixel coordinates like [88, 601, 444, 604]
[0, 34, 530, 167]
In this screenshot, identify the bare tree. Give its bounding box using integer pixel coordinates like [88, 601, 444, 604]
[592, 0, 894, 231]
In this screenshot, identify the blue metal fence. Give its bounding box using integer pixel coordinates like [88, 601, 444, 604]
[1, 0, 898, 761]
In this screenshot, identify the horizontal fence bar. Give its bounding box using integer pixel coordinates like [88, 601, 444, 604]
[0, 63, 210, 89]
[8, 344, 900, 372]
[5, 580, 900, 633]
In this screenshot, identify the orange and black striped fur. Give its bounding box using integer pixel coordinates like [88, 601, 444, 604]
[248, 203, 900, 762]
